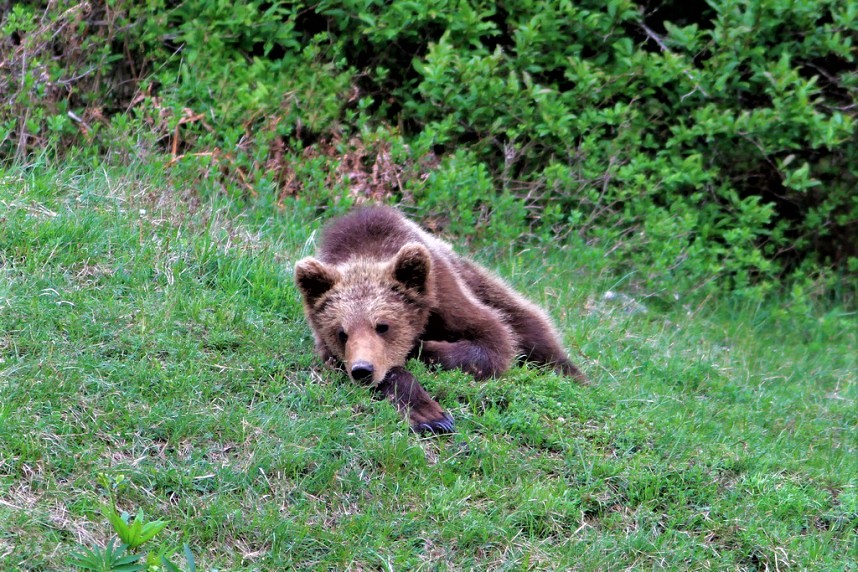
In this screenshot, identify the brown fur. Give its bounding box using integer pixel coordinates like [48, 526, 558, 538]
[295, 206, 586, 433]
[378, 367, 454, 434]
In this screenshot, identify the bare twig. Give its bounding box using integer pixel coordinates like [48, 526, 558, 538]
[640, 22, 709, 99]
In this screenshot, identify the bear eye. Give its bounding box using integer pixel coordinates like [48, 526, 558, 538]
[375, 323, 389, 334]
[337, 328, 348, 343]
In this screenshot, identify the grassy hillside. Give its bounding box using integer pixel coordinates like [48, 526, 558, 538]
[0, 164, 854, 570]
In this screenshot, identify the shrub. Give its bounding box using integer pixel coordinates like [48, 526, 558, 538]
[392, 0, 856, 294]
[0, 2, 119, 159]
[1, 0, 854, 297]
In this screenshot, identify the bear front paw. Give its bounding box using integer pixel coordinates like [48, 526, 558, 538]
[378, 366, 455, 435]
[410, 411, 455, 435]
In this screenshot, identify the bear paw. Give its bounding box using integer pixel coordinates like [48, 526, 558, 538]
[378, 366, 455, 435]
[411, 411, 455, 435]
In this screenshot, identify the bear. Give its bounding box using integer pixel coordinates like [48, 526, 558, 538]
[294, 206, 586, 434]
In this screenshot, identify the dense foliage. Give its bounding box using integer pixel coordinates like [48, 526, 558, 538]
[1, 0, 855, 297]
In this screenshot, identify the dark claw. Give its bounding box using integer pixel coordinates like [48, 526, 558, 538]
[412, 412, 455, 435]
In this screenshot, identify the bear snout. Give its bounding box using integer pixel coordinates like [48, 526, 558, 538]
[350, 361, 375, 384]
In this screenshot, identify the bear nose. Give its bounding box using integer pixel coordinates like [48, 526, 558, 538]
[350, 361, 374, 383]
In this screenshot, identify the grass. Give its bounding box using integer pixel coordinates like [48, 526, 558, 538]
[0, 161, 855, 571]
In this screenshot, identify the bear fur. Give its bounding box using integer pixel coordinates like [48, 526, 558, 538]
[294, 206, 585, 433]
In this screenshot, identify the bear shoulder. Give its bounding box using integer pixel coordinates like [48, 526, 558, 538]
[317, 206, 420, 264]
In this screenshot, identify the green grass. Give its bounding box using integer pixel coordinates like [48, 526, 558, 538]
[0, 163, 855, 571]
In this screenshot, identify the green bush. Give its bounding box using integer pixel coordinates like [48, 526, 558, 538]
[0, 2, 116, 159]
[385, 0, 856, 294]
[1, 0, 855, 298]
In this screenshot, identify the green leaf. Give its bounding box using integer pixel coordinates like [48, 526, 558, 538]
[124, 509, 169, 548]
[102, 505, 168, 549]
[68, 538, 144, 572]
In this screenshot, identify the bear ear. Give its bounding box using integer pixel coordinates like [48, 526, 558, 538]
[392, 243, 432, 295]
[295, 257, 339, 306]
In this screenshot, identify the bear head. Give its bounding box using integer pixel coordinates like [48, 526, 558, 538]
[294, 243, 434, 386]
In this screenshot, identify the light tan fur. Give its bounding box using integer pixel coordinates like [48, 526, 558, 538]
[295, 244, 433, 386]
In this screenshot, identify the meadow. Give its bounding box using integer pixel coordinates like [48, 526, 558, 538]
[0, 162, 854, 570]
[1, 1, 856, 567]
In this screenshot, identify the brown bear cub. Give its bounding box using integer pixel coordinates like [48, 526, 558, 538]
[295, 206, 586, 434]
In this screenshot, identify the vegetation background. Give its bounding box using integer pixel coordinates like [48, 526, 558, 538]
[0, 0, 855, 570]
